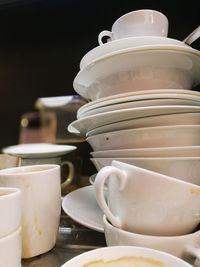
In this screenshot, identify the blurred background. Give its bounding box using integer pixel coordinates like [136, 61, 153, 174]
[0, 0, 199, 150]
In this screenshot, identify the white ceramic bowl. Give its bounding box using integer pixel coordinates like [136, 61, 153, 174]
[60, 245, 192, 267]
[87, 112, 200, 136]
[87, 125, 200, 151]
[91, 146, 200, 158]
[91, 156, 200, 185]
[103, 216, 200, 261]
[74, 46, 200, 100]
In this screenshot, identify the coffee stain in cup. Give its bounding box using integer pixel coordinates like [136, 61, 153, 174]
[83, 256, 165, 266]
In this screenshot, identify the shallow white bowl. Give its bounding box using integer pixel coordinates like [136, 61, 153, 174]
[61, 245, 192, 266]
[74, 46, 200, 100]
[91, 146, 200, 158]
[87, 125, 200, 151]
[91, 156, 200, 185]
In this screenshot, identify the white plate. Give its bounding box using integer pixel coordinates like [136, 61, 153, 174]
[78, 89, 200, 116]
[68, 105, 200, 135]
[62, 186, 104, 232]
[2, 143, 77, 158]
[78, 98, 200, 119]
[74, 46, 200, 100]
[80, 36, 190, 69]
[77, 90, 200, 118]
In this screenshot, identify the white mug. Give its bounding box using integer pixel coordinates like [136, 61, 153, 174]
[98, 9, 168, 45]
[0, 164, 61, 259]
[94, 160, 200, 236]
[20, 156, 74, 192]
[0, 187, 21, 238]
[103, 215, 200, 261]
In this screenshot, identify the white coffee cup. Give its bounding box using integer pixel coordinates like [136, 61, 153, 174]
[0, 187, 21, 238]
[94, 160, 200, 236]
[20, 156, 74, 192]
[0, 227, 22, 267]
[0, 164, 61, 259]
[103, 215, 200, 260]
[98, 9, 169, 45]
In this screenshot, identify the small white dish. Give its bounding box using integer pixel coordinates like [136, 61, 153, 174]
[2, 143, 77, 158]
[78, 98, 200, 119]
[78, 89, 200, 116]
[77, 90, 200, 118]
[80, 36, 190, 69]
[62, 186, 104, 232]
[61, 245, 192, 267]
[68, 105, 200, 135]
[74, 46, 200, 100]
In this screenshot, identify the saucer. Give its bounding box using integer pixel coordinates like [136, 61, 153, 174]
[77, 89, 200, 117]
[78, 98, 200, 119]
[2, 143, 77, 158]
[74, 46, 200, 100]
[68, 105, 200, 135]
[62, 186, 104, 232]
[80, 36, 191, 69]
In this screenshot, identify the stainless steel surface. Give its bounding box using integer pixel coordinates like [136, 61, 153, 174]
[22, 212, 106, 267]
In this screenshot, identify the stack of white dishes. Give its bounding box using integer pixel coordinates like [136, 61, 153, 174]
[64, 9, 200, 264]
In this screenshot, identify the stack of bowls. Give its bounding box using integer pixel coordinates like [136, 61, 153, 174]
[68, 9, 200, 180]
[67, 9, 200, 263]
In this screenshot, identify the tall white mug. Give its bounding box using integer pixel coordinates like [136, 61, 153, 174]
[0, 164, 61, 258]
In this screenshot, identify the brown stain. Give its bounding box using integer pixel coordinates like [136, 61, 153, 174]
[83, 256, 165, 267]
[190, 187, 200, 195]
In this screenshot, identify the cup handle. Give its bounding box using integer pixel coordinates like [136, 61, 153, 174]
[98, 30, 113, 45]
[60, 161, 75, 191]
[94, 165, 127, 228]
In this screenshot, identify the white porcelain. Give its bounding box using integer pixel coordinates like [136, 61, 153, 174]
[69, 105, 200, 135]
[87, 125, 200, 151]
[0, 227, 22, 267]
[78, 90, 200, 118]
[78, 98, 200, 119]
[3, 143, 77, 192]
[91, 156, 200, 186]
[0, 187, 21, 238]
[61, 245, 192, 267]
[87, 112, 200, 136]
[98, 9, 168, 45]
[94, 160, 200, 236]
[62, 185, 104, 232]
[78, 89, 200, 114]
[91, 146, 200, 158]
[74, 46, 200, 101]
[0, 164, 61, 258]
[103, 216, 200, 260]
[0, 154, 20, 169]
[80, 37, 190, 69]
[2, 143, 77, 158]
[183, 25, 200, 45]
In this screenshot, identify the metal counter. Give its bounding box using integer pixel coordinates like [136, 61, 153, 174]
[22, 212, 106, 267]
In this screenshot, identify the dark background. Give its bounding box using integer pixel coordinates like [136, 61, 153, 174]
[0, 0, 199, 150]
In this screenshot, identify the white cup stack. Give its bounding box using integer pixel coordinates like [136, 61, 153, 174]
[0, 187, 22, 267]
[67, 8, 200, 264]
